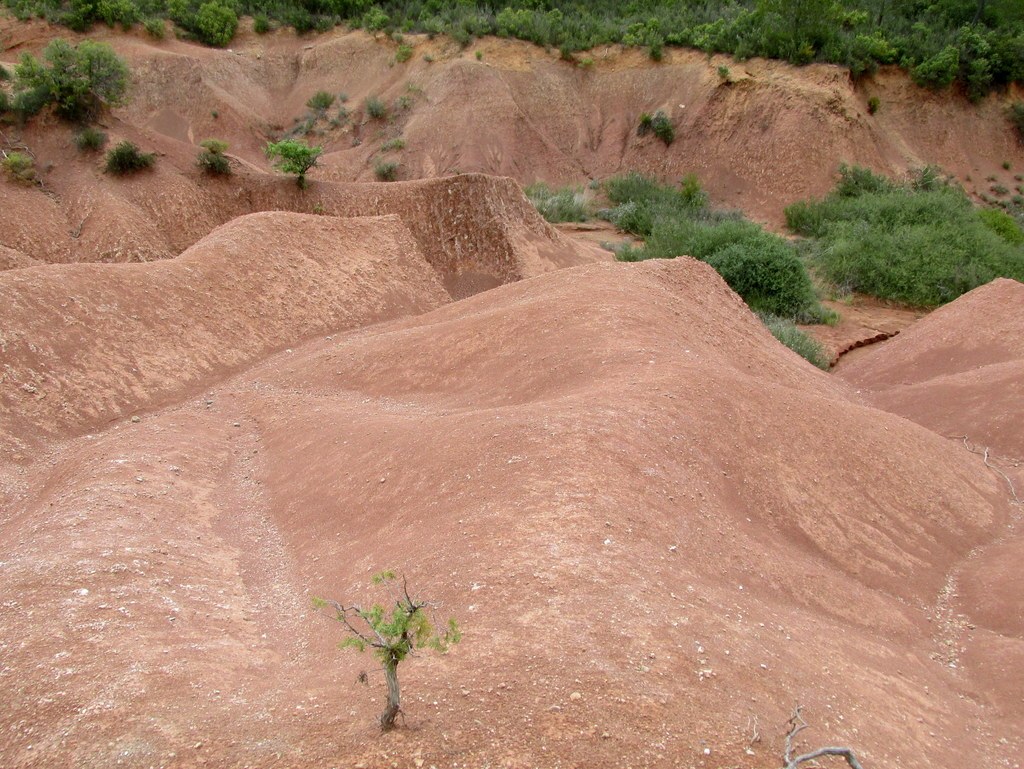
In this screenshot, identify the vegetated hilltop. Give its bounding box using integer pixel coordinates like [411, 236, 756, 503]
[1, 256, 1020, 768]
[1, 21, 1023, 238]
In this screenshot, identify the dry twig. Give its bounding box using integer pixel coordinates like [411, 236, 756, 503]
[950, 435, 1021, 505]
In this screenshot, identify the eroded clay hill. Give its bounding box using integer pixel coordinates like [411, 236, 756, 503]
[2, 18, 1024, 261]
[1, 257, 1019, 769]
[837, 277, 1024, 735]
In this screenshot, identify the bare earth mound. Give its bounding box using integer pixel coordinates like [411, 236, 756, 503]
[839, 278, 1024, 458]
[0, 212, 449, 455]
[1, 258, 1018, 769]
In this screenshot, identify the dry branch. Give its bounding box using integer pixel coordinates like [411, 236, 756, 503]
[783, 706, 866, 769]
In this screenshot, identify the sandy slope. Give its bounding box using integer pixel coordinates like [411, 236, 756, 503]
[0, 258, 1019, 769]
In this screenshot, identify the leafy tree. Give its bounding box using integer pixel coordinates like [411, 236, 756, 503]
[314, 571, 461, 731]
[13, 39, 129, 122]
[265, 138, 322, 188]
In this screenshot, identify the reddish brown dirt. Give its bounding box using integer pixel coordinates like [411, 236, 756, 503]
[803, 297, 926, 366]
[1, 258, 1020, 769]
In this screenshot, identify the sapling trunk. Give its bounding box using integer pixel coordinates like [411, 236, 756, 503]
[380, 659, 401, 730]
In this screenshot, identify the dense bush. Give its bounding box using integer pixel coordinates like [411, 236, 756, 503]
[307, 90, 335, 112]
[143, 17, 165, 37]
[196, 138, 230, 175]
[373, 159, 398, 180]
[5, 0, 1021, 96]
[364, 96, 387, 120]
[75, 126, 107, 151]
[524, 182, 589, 223]
[105, 140, 155, 174]
[604, 173, 827, 321]
[786, 165, 1024, 305]
[2, 150, 36, 183]
[638, 110, 674, 145]
[12, 38, 129, 122]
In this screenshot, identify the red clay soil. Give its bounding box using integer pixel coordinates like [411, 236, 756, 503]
[838, 278, 1024, 459]
[0, 258, 1019, 769]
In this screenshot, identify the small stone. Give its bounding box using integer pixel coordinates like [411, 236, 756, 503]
[380, 477, 387, 483]
[569, 692, 582, 701]
[601, 732, 610, 739]
[232, 422, 240, 427]
[414, 760, 424, 768]
[135, 476, 144, 483]
[703, 748, 711, 756]
[130, 416, 141, 423]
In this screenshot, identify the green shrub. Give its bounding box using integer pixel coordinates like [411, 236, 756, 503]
[525, 182, 589, 223]
[105, 141, 155, 175]
[307, 90, 335, 112]
[13, 39, 129, 122]
[395, 43, 413, 62]
[196, 138, 230, 175]
[757, 312, 830, 370]
[75, 126, 107, 151]
[253, 13, 270, 33]
[0, 64, 10, 82]
[648, 40, 663, 61]
[2, 151, 35, 183]
[365, 96, 387, 119]
[94, 0, 139, 28]
[143, 17, 165, 38]
[193, 1, 237, 47]
[867, 96, 880, 115]
[786, 170, 1024, 305]
[717, 65, 731, 81]
[265, 138, 321, 188]
[380, 137, 405, 151]
[373, 159, 398, 181]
